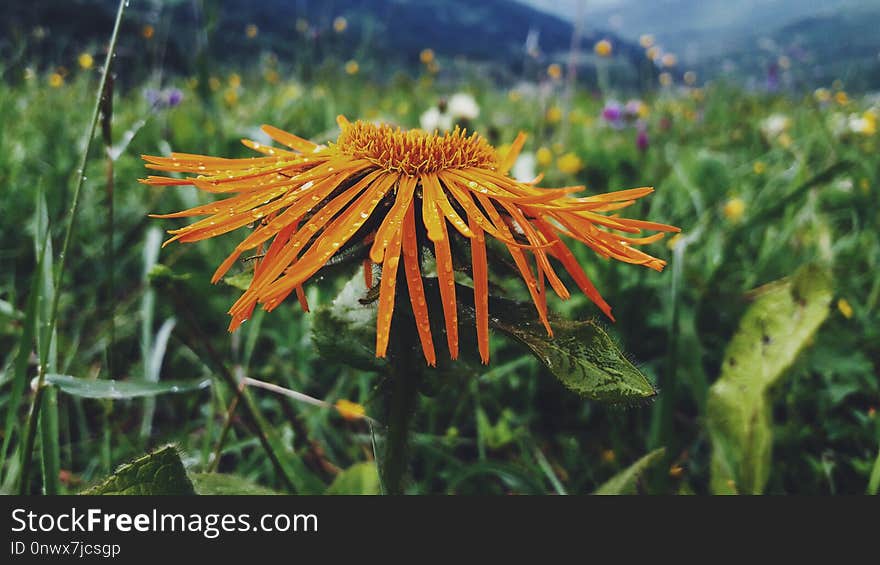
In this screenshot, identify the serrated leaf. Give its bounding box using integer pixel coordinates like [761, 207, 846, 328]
[708, 264, 832, 494]
[325, 462, 381, 495]
[594, 448, 666, 495]
[44, 374, 211, 399]
[82, 445, 195, 495]
[497, 318, 656, 404]
[419, 278, 656, 404]
[190, 473, 282, 495]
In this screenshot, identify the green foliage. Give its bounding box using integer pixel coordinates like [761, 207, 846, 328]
[1, 33, 877, 494]
[82, 445, 195, 495]
[594, 448, 666, 495]
[190, 473, 282, 495]
[708, 264, 833, 494]
[44, 374, 211, 399]
[869, 449, 880, 495]
[325, 463, 382, 495]
[498, 318, 657, 404]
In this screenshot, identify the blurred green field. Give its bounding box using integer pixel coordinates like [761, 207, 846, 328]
[1, 40, 879, 495]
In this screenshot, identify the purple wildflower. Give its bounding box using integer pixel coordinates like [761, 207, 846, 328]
[601, 100, 623, 127]
[166, 88, 183, 107]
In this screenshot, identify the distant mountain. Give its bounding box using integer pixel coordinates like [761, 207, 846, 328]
[2, 0, 647, 85]
[522, 0, 880, 89]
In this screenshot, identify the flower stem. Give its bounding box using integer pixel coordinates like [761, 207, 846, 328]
[382, 277, 422, 495]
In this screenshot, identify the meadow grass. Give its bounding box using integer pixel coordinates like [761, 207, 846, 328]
[1, 47, 878, 494]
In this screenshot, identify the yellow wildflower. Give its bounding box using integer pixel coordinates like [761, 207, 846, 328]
[78, 53, 93, 70]
[557, 152, 583, 174]
[335, 399, 366, 421]
[594, 39, 612, 57]
[223, 88, 238, 106]
[723, 197, 746, 222]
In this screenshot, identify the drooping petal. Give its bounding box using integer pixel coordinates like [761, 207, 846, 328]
[475, 194, 553, 336]
[402, 206, 437, 366]
[469, 216, 490, 364]
[376, 221, 404, 358]
[430, 204, 459, 359]
[531, 216, 614, 320]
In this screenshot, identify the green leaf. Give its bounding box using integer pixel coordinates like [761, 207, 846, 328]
[82, 445, 195, 495]
[496, 318, 656, 404]
[190, 473, 282, 495]
[223, 271, 254, 291]
[420, 278, 656, 404]
[868, 447, 880, 496]
[594, 448, 666, 495]
[708, 264, 833, 494]
[0, 233, 47, 485]
[44, 374, 211, 399]
[325, 462, 381, 495]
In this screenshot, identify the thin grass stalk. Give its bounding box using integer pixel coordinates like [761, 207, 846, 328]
[101, 73, 116, 378]
[208, 380, 246, 473]
[19, 0, 127, 494]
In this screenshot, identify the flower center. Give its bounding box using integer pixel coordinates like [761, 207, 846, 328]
[336, 121, 497, 175]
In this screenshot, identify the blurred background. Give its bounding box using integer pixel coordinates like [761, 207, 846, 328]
[0, 0, 878, 494]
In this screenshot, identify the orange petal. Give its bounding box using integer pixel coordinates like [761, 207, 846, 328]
[532, 216, 614, 321]
[432, 208, 459, 359]
[363, 259, 373, 288]
[370, 175, 417, 263]
[402, 206, 437, 366]
[469, 217, 490, 364]
[499, 203, 570, 300]
[498, 132, 527, 174]
[422, 173, 473, 238]
[376, 221, 404, 358]
[260, 124, 318, 153]
[476, 194, 552, 336]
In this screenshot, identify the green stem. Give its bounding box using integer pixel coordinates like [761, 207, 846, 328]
[383, 340, 419, 495]
[19, 0, 126, 495]
[381, 274, 422, 495]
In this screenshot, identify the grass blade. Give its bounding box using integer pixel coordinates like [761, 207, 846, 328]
[19, 0, 127, 494]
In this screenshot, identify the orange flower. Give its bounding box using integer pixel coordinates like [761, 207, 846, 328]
[141, 118, 678, 365]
